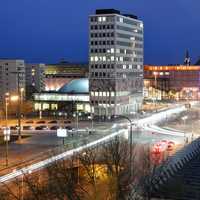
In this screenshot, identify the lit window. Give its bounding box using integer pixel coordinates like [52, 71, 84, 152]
[111, 56, 115, 61]
[160, 72, 164, 75]
[102, 17, 106, 22]
[123, 65, 126, 69]
[98, 17, 102, 22]
[95, 92, 98, 96]
[129, 65, 132, 69]
[139, 23, 143, 28]
[111, 48, 114, 53]
[119, 17, 123, 23]
[120, 57, 123, 62]
[90, 57, 94, 62]
[134, 29, 138, 33]
[94, 56, 98, 62]
[103, 56, 106, 61]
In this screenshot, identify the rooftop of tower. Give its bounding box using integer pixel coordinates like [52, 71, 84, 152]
[95, 9, 138, 20]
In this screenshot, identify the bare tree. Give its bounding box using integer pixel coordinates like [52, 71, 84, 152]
[101, 137, 141, 200]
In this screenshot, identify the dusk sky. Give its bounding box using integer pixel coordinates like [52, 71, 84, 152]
[0, 0, 200, 65]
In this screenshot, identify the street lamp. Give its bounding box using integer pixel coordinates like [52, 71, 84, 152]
[4, 93, 10, 167]
[153, 71, 158, 111]
[73, 111, 81, 131]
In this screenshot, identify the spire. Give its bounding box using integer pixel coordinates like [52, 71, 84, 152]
[184, 50, 191, 66]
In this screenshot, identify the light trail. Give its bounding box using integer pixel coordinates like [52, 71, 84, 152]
[0, 103, 196, 183]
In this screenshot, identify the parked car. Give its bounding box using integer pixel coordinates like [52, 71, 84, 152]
[23, 126, 33, 130]
[36, 121, 46, 124]
[64, 120, 71, 124]
[50, 126, 59, 130]
[10, 126, 17, 130]
[25, 120, 34, 124]
[48, 120, 57, 124]
[35, 125, 48, 130]
[65, 126, 72, 130]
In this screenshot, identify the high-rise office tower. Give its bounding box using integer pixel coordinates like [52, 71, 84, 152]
[89, 9, 144, 117]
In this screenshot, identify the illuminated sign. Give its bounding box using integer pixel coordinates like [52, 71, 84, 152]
[57, 129, 67, 137]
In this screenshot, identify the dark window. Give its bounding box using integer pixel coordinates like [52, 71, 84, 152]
[95, 72, 98, 77]
[103, 41, 106, 45]
[107, 41, 110, 45]
[91, 41, 94, 45]
[103, 33, 106, 37]
[91, 49, 94, 53]
[95, 41, 98, 45]
[95, 49, 98, 53]
[95, 25, 98, 30]
[111, 41, 114, 45]
[103, 64, 106, 69]
[103, 49, 106, 53]
[91, 26, 94, 30]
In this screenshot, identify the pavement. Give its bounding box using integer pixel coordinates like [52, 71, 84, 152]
[0, 102, 197, 181]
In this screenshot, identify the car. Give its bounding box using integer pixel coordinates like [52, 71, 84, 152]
[35, 125, 48, 130]
[50, 126, 59, 130]
[25, 120, 34, 124]
[36, 121, 46, 124]
[64, 120, 71, 124]
[152, 141, 167, 154]
[10, 126, 17, 130]
[23, 126, 33, 130]
[48, 120, 57, 124]
[167, 141, 175, 151]
[65, 126, 72, 130]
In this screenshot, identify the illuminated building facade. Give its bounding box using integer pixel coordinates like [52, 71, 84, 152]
[26, 63, 45, 93]
[89, 9, 144, 117]
[0, 59, 26, 103]
[44, 61, 88, 91]
[34, 79, 90, 116]
[144, 65, 200, 100]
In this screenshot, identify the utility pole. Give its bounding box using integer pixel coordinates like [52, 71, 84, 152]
[11, 71, 24, 142]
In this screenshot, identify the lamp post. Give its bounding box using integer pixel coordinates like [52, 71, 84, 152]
[153, 71, 158, 111]
[73, 111, 81, 131]
[4, 93, 10, 167]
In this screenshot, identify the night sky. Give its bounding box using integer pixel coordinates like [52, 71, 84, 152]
[0, 0, 200, 65]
